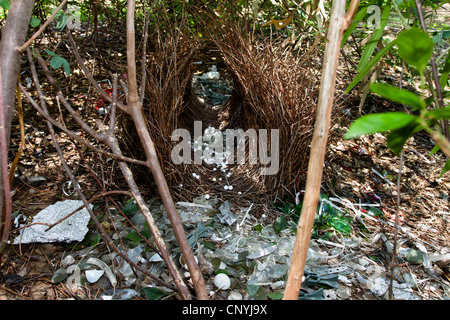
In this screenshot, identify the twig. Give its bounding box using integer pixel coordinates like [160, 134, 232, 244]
[66, 32, 127, 112]
[9, 82, 25, 187]
[0, 63, 12, 254]
[389, 150, 403, 300]
[25, 48, 180, 294]
[414, 0, 449, 139]
[18, 0, 69, 53]
[19, 83, 150, 168]
[125, 0, 208, 300]
[283, 0, 357, 300]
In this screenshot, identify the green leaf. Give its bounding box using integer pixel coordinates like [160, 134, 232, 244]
[30, 16, 41, 27]
[273, 216, 287, 233]
[440, 159, 450, 177]
[203, 241, 216, 250]
[51, 268, 68, 283]
[125, 232, 142, 242]
[357, 4, 391, 72]
[143, 287, 168, 300]
[50, 56, 64, 69]
[343, 112, 418, 139]
[370, 83, 426, 110]
[440, 50, 450, 89]
[0, 0, 10, 10]
[387, 120, 421, 155]
[253, 287, 267, 300]
[252, 224, 262, 232]
[396, 28, 434, 73]
[268, 292, 284, 300]
[425, 106, 450, 120]
[122, 198, 140, 216]
[45, 49, 56, 56]
[345, 40, 396, 93]
[341, 6, 370, 47]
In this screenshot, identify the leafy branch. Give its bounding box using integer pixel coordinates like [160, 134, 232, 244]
[344, 25, 450, 174]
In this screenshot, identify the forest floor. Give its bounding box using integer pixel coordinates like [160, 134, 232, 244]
[1, 79, 449, 300]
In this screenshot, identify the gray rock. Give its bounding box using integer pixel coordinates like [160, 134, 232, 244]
[13, 200, 92, 244]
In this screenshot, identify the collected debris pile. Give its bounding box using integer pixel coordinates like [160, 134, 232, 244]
[14, 195, 447, 300]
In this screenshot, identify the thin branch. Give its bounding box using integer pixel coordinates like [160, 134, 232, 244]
[140, 0, 159, 103]
[18, 83, 149, 167]
[18, 0, 69, 53]
[126, 1, 140, 104]
[283, 0, 352, 300]
[414, 0, 449, 139]
[125, 0, 208, 300]
[46, 120, 176, 290]
[66, 32, 128, 112]
[34, 48, 107, 141]
[0, 64, 12, 253]
[27, 41, 192, 298]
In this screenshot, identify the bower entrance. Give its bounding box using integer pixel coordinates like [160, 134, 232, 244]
[122, 20, 321, 213]
[181, 45, 237, 135]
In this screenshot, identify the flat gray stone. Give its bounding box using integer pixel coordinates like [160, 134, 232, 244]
[14, 200, 92, 244]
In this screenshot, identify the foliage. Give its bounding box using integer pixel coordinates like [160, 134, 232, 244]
[343, 0, 450, 176]
[44, 49, 71, 77]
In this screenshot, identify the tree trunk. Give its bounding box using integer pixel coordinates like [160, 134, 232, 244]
[0, 0, 35, 253]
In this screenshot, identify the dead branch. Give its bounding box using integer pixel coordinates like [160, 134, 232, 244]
[283, 0, 360, 300]
[123, 0, 208, 300]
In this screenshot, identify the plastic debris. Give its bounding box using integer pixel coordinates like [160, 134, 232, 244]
[86, 257, 117, 287]
[27, 175, 47, 187]
[85, 269, 104, 283]
[217, 201, 236, 225]
[13, 200, 92, 244]
[116, 245, 144, 277]
[101, 288, 139, 300]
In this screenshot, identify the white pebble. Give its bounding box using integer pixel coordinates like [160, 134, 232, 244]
[224, 185, 229, 190]
[205, 194, 210, 200]
[212, 178, 216, 182]
[228, 185, 233, 190]
[214, 273, 231, 290]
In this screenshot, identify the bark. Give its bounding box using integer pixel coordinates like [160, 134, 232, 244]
[0, 0, 35, 253]
[283, 0, 359, 300]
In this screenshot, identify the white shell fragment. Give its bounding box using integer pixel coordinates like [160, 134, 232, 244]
[214, 273, 231, 290]
[149, 253, 164, 262]
[85, 269, 104, 283]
